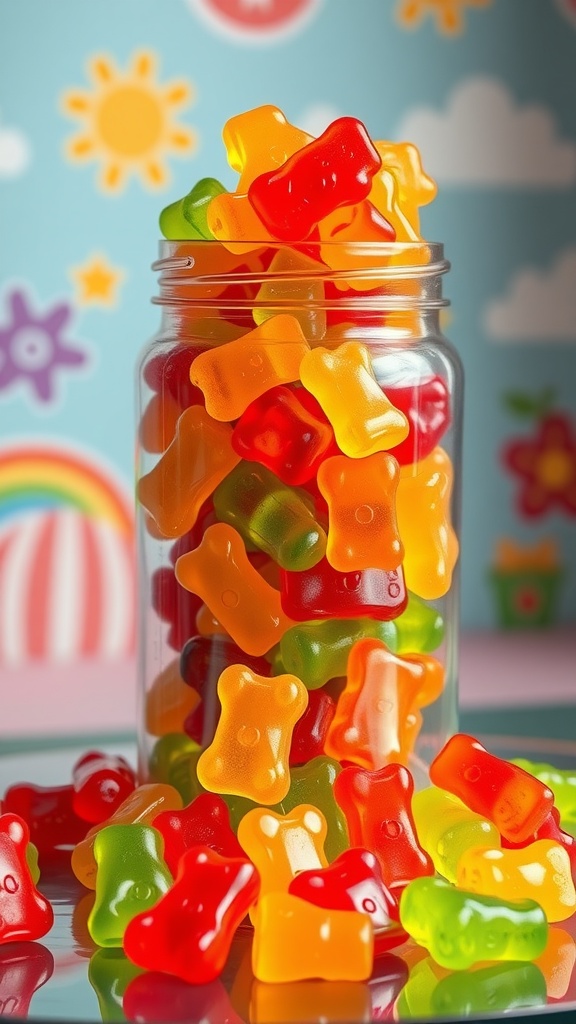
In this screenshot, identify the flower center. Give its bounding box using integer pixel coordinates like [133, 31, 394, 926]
[535, 449, 575, 490]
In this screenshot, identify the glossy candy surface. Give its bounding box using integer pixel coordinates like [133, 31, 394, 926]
[318, 453, 403, 572]
[237, 805, 328, 907]
[399, 875, 549, 970]
[252, 892, 373, 982]
[72, 751, 137, 824]
[248, 117, 381, 242]
[429, 733, 555, 843]
[334, 763, 433, 889]
[281, 560, 407, 622]
[279, 615, 398, 690]
[231, 384, 335, 485]
[0, 814, 54, 944]
[71, 784, 183, 890]
[175, 523, 294, 656]
[213, 461, 327, 571]
[189, 316, 310, 421]
[151, 793, 244, 876]
[159, 177, 226, 240]
[411, 786, 500, 883]
[289, 847, 399, 933]
[137, 406, 240, 539]
[300, 343, 409, 459]
[325, 639, 445, 769]
[123, 847, 260, 985]
[88, 825, 172, 947]
[196, 664, 308, 804]
[396, 447, 459, 600]
[223, 104, 312, 193]
[457, 839, 576, 923]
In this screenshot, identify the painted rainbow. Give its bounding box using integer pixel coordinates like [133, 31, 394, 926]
[0, 445, 134, 536]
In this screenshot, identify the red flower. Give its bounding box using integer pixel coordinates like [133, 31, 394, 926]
[502, 413, 576, 517]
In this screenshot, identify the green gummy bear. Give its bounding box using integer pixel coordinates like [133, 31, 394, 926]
[88, 824, 172, 947]
[399, 876, 548, 971]
[214, 462, 326, 571]
[148, 733, 200, 786]
[512, 759, 576, 821]
[431, 961, 547, 1017]
[88, 948, 144, 1021]
[395, 592, 445, 653]
[159, 177, 226, 240]
[26, 841, 40, 885]
[168, 748, 206, 805]
[280, 617, 398, 690]
[274, 755, 349, 862]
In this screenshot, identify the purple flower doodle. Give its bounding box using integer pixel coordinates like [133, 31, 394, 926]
[0, 290, 88, 404]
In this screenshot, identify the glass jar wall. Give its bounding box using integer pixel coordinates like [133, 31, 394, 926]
[136, 240, 463, 802]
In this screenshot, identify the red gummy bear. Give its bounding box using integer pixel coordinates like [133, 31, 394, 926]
[0, 941, 54, 1017]
[289, 847, 402, 934]
[231, 384, 336, 486]
[151, 793, 244, 877]
[289, 687, 335, 766]
[123, 846, 260, 984]
[0, 814, 54, 944]
[72, 751, 136, 824]
[2, 784, 87, 862]
[334, 764, 433, 891]
[248, 117, 382, 241]
[369, 953, 410, 1021]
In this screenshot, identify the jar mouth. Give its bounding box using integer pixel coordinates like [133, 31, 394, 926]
[152, 239, 450, 311]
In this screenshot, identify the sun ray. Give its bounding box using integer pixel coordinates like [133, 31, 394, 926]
[88, 55, 117, 86]
[62, 91, 93, 116]
[100, 162, 125, 192]
[65, 135, 97, 160]
[143, 160, 168, 188]
[168, 127, 197, 152]
[132, 50, 156, 80]
[163, 81, 192, 108]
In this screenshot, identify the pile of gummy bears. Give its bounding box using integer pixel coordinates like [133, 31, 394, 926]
[1, 106, 576, 1021]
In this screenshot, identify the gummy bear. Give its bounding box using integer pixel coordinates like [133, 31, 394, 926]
[123, 846, 260, 985]
[88, 824, 172, 947]
[197, 664, 307, 804]
[0, 813, 54, 944]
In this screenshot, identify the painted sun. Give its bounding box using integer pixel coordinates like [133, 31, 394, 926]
[61, 50, 197, 192]
[396, 0, 492, 35]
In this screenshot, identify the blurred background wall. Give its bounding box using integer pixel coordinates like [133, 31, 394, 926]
[1, 0, 575, 735]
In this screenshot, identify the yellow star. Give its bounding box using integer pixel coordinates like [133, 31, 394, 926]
[70, 253, 125, 307]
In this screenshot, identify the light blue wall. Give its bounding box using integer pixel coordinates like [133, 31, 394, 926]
[1, 0, 575, 633]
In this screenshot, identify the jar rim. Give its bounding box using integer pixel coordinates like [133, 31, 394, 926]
[152, 239, 450, 311]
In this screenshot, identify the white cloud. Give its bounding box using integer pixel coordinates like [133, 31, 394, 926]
[484, 247, 576, 343]
[0, 112, 31, 179]
[396, 77, 576, 187]
[296, 103, 343, 138]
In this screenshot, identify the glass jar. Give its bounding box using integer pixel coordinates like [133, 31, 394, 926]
[136, 239, 463, 800]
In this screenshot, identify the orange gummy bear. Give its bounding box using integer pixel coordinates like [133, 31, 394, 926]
[145, 658, 200, 737]
[206, 192, 277, 255]
[371, 141, 437, 240]
[223, 104, 312, 193]
[396, 446, 459, 600]
[238, 805, 328, 912]
[190, 315, 310, 422]
[252, 892, 374, 983]
[299, 342, 409, 458]
[175, 523, 295, 656]
[317, 453, 403, 572]
[137, 406, 240, 539]
[138, 391, 181, 454]
[197, 666, 308, 804]
[325, 638, 445, 769]
[71, 783, 183, 889]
